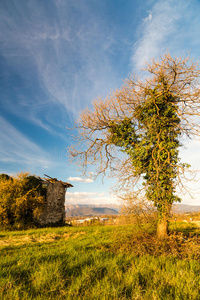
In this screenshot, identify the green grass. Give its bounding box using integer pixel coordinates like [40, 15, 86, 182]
[0, 224, 200, 299]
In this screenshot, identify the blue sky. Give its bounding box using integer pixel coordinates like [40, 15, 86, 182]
[1, 0, 200, 205]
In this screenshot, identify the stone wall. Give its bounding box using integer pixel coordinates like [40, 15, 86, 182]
[38, 181, 66, 226]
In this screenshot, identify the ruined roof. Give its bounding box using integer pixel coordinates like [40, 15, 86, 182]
[42, 174, 73, 188]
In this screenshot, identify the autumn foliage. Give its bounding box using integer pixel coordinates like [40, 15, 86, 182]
[0, 172, 46, 229]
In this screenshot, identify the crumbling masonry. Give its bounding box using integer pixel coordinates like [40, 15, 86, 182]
[38, 175, 73, 226]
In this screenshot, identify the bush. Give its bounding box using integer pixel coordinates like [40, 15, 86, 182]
[0, 172, 46, 230]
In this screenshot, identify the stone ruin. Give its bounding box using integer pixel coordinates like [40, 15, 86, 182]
[38, 175, 73, 226]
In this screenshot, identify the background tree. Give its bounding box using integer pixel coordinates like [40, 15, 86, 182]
[70, 53, 200, 237]
[0, 172, 46, 229]
[0, 174, 12, 181]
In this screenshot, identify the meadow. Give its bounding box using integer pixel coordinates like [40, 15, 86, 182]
[0, 222, 200, 300]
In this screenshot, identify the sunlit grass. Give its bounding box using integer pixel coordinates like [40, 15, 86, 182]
[0, 223, 200, 299]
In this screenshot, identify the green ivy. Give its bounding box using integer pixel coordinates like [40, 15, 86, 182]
[109, 82, 185, 217]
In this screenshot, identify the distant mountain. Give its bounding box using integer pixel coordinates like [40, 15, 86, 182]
[65, 204, 120, 212]
[65, 203, 200, 217]
[172, 204, 200, 213]
[65, 205, 119, 217]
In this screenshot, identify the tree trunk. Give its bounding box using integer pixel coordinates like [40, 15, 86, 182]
[157, 218, 169, 238]
[157, 203, 172, 238]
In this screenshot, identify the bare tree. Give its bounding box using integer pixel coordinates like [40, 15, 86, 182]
[70, 53, 200, 237]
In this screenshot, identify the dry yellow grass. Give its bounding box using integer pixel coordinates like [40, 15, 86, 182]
[0, 231, 86, 247]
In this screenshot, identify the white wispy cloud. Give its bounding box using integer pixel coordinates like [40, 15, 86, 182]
[0, 0, 118, 130]
[143, 11, 152, 22]
[67, 176, 94, 183]
[0, 116, 54, 173]
[132, 0, 190, 70]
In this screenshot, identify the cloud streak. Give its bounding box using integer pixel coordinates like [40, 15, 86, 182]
[132, 0, 191, 71]
[68, 177, 93, 183]
[0, 116, 54, 173]
[0, 0, 119, 129]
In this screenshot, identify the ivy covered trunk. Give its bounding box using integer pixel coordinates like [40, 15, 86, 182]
[109, 78, 181, 237]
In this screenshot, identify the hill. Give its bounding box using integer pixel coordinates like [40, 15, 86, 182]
[65, 205, 119, 217]
[65, 203, 200, 217]
[172, 204, 200, 214]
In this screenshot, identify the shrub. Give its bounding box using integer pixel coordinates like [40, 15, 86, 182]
[0, 172, 46, 229]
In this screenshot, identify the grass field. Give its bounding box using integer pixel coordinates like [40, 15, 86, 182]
[0, 223, 200, 299]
